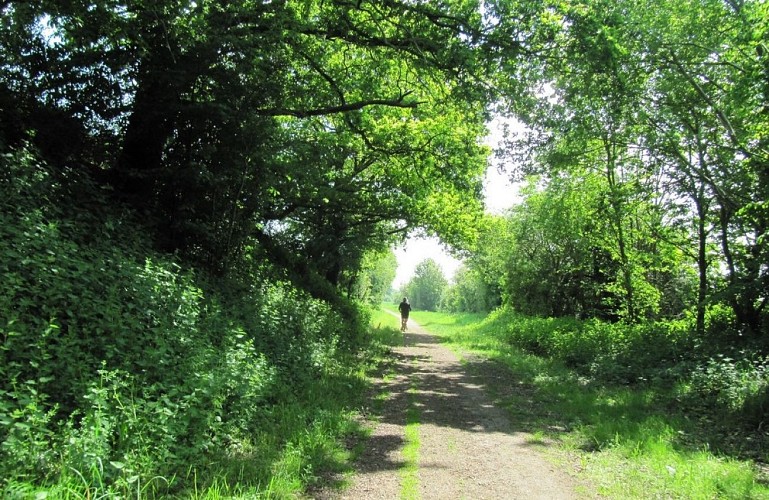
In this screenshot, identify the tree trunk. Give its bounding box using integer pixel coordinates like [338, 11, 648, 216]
[694, 183, 708, 337]
[115, 48, 182, 209]
[604, 138, 636, 322]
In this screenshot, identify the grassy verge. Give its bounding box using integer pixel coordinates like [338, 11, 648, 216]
[370, 308, 405, 348]
[176, 308, 406, 499]
[403, 308, 769, 499]
[1, 308, 402, 500]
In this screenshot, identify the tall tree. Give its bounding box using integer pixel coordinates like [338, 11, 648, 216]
[0, 0, 501, 308]
[405, 258, 448, 311]
[499, 0, 662, 321]
[442, 264, 499, 313]
[626, 0, 769, 334]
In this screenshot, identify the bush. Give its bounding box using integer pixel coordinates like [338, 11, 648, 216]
[0, 149, 364, 496]
[492, 306, 696, 384]
[490, 304, 769, 427]
[685, 354, 769, 427]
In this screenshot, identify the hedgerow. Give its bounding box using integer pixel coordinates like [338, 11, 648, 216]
[484, 306, 769, 428]
[0, 149, 363, 497]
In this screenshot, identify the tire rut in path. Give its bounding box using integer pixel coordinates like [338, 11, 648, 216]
[332, 317, 578, 499]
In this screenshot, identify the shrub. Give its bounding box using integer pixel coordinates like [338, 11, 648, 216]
[492, 306, 697, 384]
[492, 304, 769, 425]
[0, 149, 364, 496]
[686, 354, 769, 427]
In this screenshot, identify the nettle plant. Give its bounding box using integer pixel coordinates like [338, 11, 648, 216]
[0, 150, 350, 495]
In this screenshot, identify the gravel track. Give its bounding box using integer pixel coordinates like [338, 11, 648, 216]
[323, 315, 578, 499]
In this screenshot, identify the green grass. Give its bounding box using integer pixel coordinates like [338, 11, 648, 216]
[403, 307, 769, 499]
[371, 307, 406, 347]
[401, 383, 421, 500]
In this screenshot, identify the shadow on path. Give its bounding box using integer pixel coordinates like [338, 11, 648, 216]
[331, 316, 577, 500]
[375, 326, 531, 436]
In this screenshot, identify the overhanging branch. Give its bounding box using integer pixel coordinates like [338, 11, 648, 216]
[256, 92, 422, 118]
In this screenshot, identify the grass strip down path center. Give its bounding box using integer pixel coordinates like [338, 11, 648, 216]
[401, 375, 421, 500]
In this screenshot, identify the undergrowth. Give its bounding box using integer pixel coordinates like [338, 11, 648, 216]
[0, 148, 378, 497]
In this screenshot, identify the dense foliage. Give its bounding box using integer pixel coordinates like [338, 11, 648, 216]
[0, 1, 517, 495]
[0, 151, 376, 496]
[0, 0, 498, 303]
[3, 0, 769, 494]
[440, 0, 769, 453]
[487, 305, 769, 453]
[441, 265, 500, 313]
[455, 0, 769, 340]
[440, 3, 769, 460]
[347, 248, 397, 306]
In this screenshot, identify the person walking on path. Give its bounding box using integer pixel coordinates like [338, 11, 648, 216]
[398, 297, 411, 332]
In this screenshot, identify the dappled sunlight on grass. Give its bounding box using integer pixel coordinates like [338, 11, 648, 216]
[410, 308, 769, 499]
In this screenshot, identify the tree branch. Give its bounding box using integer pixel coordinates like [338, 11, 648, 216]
[255, 92, 422, 118]
[665, 50, 747, 158]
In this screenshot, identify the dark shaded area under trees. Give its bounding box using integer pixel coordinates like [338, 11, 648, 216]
[1, 0, 497, 293]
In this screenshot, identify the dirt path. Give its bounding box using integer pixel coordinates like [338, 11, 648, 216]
[328, 315, 579, 499]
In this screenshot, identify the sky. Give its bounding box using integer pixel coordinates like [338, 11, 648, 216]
[392, 116, 523, 289]
[392, 147, 520, 289]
